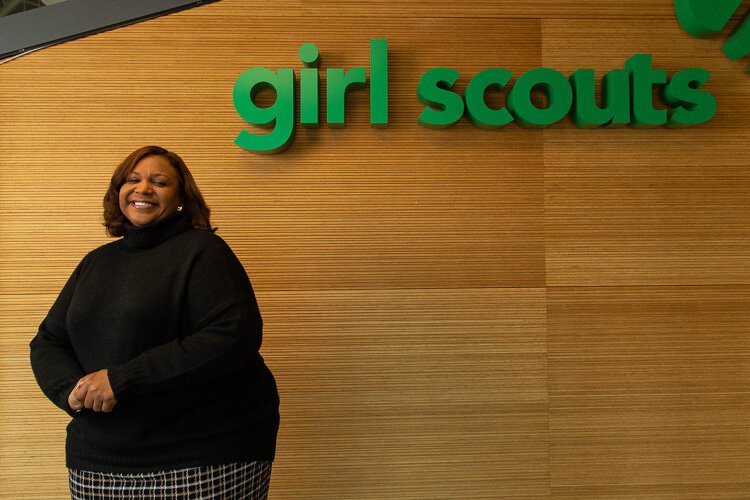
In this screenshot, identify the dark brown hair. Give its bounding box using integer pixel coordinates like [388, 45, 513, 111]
[103, 146, 214, 237]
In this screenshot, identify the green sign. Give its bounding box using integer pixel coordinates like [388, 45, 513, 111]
[233, 40, 387, 153]
[675, 0, 750, 69]
[418, 56, 713, 130]
[233, 39, 716, 153]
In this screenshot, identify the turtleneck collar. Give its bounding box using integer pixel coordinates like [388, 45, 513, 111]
[120, 211, 192, 250]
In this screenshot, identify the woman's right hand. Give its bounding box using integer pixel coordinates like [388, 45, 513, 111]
[73, 369, 117, 413]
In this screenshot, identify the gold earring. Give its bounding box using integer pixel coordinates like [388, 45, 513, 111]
[177, 205, 183, 212]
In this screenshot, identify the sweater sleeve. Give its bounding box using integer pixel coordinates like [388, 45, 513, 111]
[29, 263, 87, 418]
[107, 236, 263, 401]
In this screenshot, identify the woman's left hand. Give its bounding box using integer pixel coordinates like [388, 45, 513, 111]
[74, 369, 117, 413]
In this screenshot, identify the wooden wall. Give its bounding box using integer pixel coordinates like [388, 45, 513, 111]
[1, 0, 748, 497]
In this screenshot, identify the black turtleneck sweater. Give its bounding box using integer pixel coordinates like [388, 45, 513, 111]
[29, 213, 279, 473]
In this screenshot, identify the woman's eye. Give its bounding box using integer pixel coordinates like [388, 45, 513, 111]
[125, 178, 138, 183]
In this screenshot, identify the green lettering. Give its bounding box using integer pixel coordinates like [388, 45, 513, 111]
[299, 43, 320, 127]
[507, 68, 572, 128]
[626, 54, 667, 128]
[662, 68, 716, 127]
[416, 68, 464, 128]
[327, 67, 366, 127]
[464, 68, 513, 128]
[570, 69, 630, 128]
[299, 43, 320, 67]
[370, 39, 389, 127]
[233, 67, 295, 154]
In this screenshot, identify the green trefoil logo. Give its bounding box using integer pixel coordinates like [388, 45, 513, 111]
[675, 0, 750, 70]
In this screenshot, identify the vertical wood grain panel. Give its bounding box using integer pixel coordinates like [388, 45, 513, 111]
[542, 19, 750, 287]
[262, 288, 549, 497]
[547, 287, 750, 497]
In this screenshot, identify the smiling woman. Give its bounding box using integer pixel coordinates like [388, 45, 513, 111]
[102, 146, 212, 237]
[120, 155, 182, 227]
[118, 155, 182, 228]
[29, 146, 280, 499]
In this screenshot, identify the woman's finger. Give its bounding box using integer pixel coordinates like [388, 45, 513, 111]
[74, 379, 88, 402]
[101, 399, 116, 413]
[67, 390, 83, 411]
[83, 389, 97, 409]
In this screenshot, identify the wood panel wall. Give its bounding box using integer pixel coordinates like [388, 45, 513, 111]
[1, 0, 748, 498]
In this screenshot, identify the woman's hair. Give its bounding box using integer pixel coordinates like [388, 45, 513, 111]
[103, 146, 215, 237]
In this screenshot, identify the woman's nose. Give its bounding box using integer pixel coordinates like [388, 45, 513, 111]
[135, 180, 152, 193]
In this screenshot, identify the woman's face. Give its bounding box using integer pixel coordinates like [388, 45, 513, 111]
[118, 155, 181, 227]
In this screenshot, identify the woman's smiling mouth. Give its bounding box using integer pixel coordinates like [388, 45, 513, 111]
[131, 200, 157, 209]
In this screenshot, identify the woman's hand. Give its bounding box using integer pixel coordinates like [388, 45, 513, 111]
[71, 369, 118, 413]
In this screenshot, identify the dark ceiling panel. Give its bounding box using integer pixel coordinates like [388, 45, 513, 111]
[0, 0, 220, 60]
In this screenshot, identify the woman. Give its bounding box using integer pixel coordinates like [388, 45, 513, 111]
[30, 146, 280, 499]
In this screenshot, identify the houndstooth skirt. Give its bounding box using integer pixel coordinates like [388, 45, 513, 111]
[68, 461, 272, 500]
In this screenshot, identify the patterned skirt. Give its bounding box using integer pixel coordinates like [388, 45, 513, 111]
[68, 461, 272, 500]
